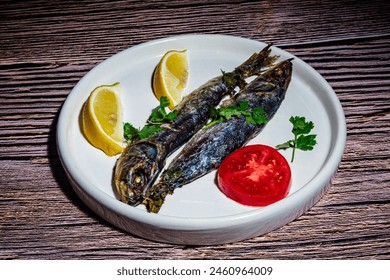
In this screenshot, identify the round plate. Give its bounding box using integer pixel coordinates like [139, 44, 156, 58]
[56, 34, 346, 245]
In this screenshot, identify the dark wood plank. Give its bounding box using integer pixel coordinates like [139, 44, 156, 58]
[1, 0, 390, 62]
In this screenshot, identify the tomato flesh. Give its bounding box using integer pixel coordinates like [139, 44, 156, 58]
[217, 144, 291, 206]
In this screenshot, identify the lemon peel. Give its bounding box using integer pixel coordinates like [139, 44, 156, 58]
[81, 82, 124, 156]
[152, 49, 188, 110]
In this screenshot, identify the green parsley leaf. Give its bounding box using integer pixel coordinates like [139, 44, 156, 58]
[148, 96, 174, 124]
[123, 123, 140, 142]
[275, 140, 294, 150]
[290, 116, 315, 136]
[205, 101, 267, 128]
[296, 134, 317, 151]
[123, 96, 177, 143]
[246, 107, 267, 125]
[219, 106, 241, 120]
[159, 95, 170, 108]
[165, 111, 177, 122]
[138, 124, 162, 139]
[276, 116, 317, 162]
[239, 101, 249, 111]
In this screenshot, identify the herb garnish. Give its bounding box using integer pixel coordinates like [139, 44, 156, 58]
[123, 96, 176, 142]
[205, 101, 268, 128]
[276, 116, 317, 162]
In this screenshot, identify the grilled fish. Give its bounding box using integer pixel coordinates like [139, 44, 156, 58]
[144, 59, 293, 213]
[114, 44, 278, 206]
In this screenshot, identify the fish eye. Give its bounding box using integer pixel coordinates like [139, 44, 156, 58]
[131, 171, 145, 186]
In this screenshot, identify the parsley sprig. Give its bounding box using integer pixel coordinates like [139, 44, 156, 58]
[205, 101, 268, 128]
[276, 116, 317, 162]
[123, 96, 176, 142]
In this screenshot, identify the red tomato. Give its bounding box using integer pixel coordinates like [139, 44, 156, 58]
[217, 144, 291, 206]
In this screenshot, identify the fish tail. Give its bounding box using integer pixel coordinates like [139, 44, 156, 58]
[222, 43, 279, 90]
[236, 43, 279, 77]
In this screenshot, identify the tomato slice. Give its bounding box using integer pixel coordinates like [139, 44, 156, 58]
[217, 144, 291, 206]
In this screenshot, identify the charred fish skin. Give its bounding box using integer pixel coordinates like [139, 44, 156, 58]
[114, 44, 278, 206]
[144, 59, 293, 213]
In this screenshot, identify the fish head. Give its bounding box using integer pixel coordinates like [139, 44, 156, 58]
[114, 143, 160, 206]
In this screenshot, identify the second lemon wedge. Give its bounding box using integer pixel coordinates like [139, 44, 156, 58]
[81, 82, 124, 156]
[152, 49, 188, 110]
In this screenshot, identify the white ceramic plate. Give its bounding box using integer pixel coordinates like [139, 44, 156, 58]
[56, 34, 346, 245]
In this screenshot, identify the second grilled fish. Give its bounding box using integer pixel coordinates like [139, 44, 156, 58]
[144, 59, 293, 213]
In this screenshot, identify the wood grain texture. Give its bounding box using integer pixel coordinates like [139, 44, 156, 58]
[1, 0, 389, 260]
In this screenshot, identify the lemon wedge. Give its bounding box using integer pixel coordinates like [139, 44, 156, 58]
[81, 82, 124, 156]
[153, 49, 188, 110]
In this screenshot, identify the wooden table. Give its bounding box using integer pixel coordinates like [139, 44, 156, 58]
[1, 0, 389, 260]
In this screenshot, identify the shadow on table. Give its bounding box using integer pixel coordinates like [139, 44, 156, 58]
[47, 107, 140, 238]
